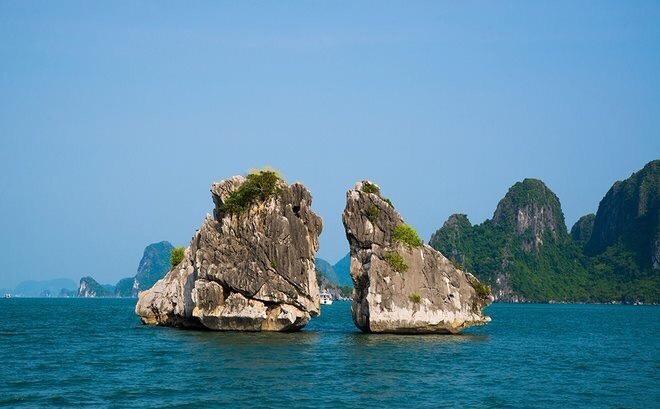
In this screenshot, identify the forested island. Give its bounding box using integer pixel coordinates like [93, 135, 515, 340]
[429, 160, 658, 304]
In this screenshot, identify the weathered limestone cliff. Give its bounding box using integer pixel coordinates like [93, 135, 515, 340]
[343, 181, 492, 334]
[492, 178, 566, 252]
[136, 170, 323, 331]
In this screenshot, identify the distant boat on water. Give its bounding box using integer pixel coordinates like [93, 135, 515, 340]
[3, 293, 11, 299]
[320, 290, 333, 305]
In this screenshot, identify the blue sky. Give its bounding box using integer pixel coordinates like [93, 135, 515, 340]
[1, 1, 659, 288]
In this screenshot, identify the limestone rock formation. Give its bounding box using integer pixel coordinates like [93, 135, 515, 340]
[570, 214, 596, 246]
[136, 171, 322, 331]
[492, 178, 566, 252]
[343, 181, 492, 334]
[586, 159, 658, 266]
[114, 241, 174, 298]
[77, 276, 112, 298]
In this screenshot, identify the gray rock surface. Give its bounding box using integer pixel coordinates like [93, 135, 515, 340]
[136, 173, 322, 331]
[343, 181, 492, 334]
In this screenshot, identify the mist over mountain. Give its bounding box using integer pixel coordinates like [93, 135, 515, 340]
[11, 279, 77, 297]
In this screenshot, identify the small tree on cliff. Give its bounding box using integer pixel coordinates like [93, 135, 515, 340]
[170, 247, 185, 268]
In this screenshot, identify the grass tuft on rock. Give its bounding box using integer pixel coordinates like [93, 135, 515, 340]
[450, 259, 464, 270]
[365, 204, 380, 222]
[392, 224, 424, 248]
[468, 276, 491, 299]
[384, 251, 408, 273]
[170, 247, 185, 268]
[409, 293, 422, 303]
[362, 181, 381, 195]
[361, 181, 395, 208]
[220, 169, 283, 215]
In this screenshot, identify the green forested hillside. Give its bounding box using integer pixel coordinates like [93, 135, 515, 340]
[429, 161, 659, 303]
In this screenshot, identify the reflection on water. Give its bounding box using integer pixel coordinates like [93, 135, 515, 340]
[184, 327, 322, 348]
[347, 331, 489, 347]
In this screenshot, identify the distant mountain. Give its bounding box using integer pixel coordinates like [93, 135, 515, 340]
[585, 160, 658, 264]
[430, 161, 659, 303]
[77, 276, 113, 298]
[430, 179, 588, 302]
[570, 214, 596, 246]
[314, 258, 338, 283]
[58, 288, 76, 298]
[12, 278, 77, 297]
[332, 254, 352, 286]
[132, 241, 174, 295]
[114, 277, 134, 297]
[580, 160, 659, 301]
[76, 241, 174, 298]
[315, 257, 351, 299]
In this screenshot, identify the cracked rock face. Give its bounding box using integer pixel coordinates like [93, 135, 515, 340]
[136, 174, 322, 331]
[343, 181, 492, 334]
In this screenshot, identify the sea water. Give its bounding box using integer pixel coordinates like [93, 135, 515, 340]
[1, 299, 658, 408]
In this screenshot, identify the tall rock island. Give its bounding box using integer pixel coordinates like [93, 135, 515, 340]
[136, 170, 323, 331]
[343, 181, 492, 334]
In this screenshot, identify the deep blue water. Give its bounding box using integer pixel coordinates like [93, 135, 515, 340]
[0, 299, 658, 408]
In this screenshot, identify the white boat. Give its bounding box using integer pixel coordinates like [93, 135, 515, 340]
[3, 293, 11, 299]
[320, 291, 333, 305]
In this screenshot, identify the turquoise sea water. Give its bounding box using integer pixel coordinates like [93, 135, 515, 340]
[1, 299, 658, 408]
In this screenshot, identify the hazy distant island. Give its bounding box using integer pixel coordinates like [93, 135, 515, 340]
[77, 241, 175, 298]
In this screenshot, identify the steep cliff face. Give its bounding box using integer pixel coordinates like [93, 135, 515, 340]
[492, 178, 566, 252]
[77, 276, 112, 298]
[136, 171, 323, 331]
[343, 181, 491, 334]
[430, 179, 587, 302]
[571, 214, 596, 246]
[131, 241, 174, 296]
[586, 160, 658, 268]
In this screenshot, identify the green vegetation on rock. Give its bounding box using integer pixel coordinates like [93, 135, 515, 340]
[570, 214, 596, 245]
[469, 277, 491, 299]
[220, 170, 283, 215]
[366, 204, 380, 222]
[384, 251, 408, 273]
[392, 224, 423, 247]
[430, 160, 659, 304]
[361, 181, 395, 208]
[409, 293, 421, 303]
[362, 181, 381, 195]
[170, 246, 185, 268]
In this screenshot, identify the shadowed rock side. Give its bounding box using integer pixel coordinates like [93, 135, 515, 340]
[343, 181, 492, 334]
[136, 173, 323, 331]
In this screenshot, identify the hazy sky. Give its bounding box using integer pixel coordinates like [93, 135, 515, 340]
[1, 2, 659, 288]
